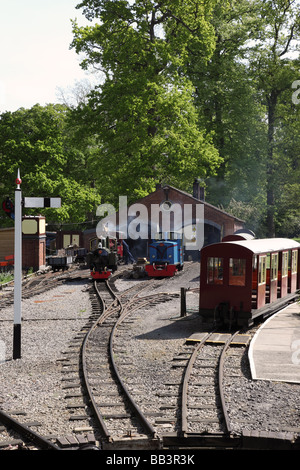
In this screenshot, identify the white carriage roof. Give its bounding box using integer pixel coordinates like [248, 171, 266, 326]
[222, 238, 300, 255]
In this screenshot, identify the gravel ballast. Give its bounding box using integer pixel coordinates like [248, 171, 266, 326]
[0, 263, 299, 447]
[0, 278, 92, 440]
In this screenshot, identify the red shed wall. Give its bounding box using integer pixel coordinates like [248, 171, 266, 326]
[116, 186, 244, 239]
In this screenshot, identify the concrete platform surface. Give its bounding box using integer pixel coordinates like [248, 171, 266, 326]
[249, 302, 300, 383]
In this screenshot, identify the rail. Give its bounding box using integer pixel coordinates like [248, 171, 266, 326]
[81, 279, 158, 444]
[180, 332, 213, 436]
[218, 330, 242, 434]
[0, 408, 60, 450]
[180, 330, 241, 437]
[81, 280, 115, 441]
[110, 295, 157, 439]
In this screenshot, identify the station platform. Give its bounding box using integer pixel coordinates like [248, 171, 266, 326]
[249, 301, 300, 383]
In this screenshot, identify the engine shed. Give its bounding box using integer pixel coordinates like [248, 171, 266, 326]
[101, 180, 245, 261]
[131, 181, 245, 251]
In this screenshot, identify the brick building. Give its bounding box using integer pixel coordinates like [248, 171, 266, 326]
[22, 216, 46, 271]
[127, 181, 245, 244]
[74, 180, 245, 261]
[0, 216, 46, 272]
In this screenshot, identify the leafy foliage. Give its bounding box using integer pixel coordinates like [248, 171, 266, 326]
[71, 0, 221, 205]
[0, 0, 299, 238]
[0, 104, 101, 226]
[191, 0, 300, 236]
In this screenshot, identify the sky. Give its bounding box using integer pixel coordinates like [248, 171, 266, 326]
[0, 0, 94, 112]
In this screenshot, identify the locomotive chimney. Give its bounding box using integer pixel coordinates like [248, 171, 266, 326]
[193, 179, 205, 201]
[200, 186, 205, 202]
[193, 179, 200, 199]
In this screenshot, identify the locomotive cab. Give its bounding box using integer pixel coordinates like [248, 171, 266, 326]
[145, 231, 184, 277]
[87, 235, 119, 280]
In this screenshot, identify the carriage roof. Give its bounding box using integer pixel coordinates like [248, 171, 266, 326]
[218, 238, 300, 255]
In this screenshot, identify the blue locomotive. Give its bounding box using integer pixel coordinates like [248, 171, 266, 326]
[145, 232, 184, 277]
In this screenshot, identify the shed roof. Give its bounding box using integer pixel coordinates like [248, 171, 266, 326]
[222, 238, 300, 255]
[162, 185, 245, 223]
[131, 184, 245, 224]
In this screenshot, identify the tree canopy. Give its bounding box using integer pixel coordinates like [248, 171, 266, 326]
[70, 0, 222, 203]
[0, 0, 299, 238]
[191, 0, 300, 236]
[0, 104, 101, 227]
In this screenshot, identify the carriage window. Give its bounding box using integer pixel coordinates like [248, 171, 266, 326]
[229, 259, 246, 286]
[292, 250, 298, 274]
[207, 257, 223, 285]
[271, 253, 278, 281]
[282, 251, 288, 277]
[258, 256, 266, 285]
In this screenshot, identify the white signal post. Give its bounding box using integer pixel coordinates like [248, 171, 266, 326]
[12, 170, 61, 359]
[13, 169, 22, 359]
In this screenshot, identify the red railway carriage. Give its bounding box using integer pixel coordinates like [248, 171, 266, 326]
[199, 238, 300, 327]
[222, 229, 255, 242]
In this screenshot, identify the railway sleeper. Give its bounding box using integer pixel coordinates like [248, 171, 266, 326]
[163, 428, 300, 450]
[56, 432, 98, 449]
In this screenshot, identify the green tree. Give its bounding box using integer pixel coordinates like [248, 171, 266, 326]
[271, 83, 300, 237]
[0, 104, 101, 226]
[248, 0, 300, 237]
[190, 1, 267, 209]
[71, 0, 222, 205]
[190, 0, 300, 237]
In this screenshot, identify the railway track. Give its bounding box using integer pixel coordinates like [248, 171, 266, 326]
[0, 267, 161, 450]
[180, 330, 248, 438]
[114, 326, 251, 445]
[109, 291, 299, 450]
[81, 279, 161, 449]
[57, 275, 179, 449]
[97, 282, 236, 440]
[0, 268, 99, 450]
[0, 408, 60, 450]
[0, 266, 299, 450]
[0, 267, 85, 309]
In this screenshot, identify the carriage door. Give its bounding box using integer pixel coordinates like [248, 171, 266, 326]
[290, 250, 298, 293]
[270, 253, 278, 303]
[257, 255, 267, 309]
[280, 251, 289, 297]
